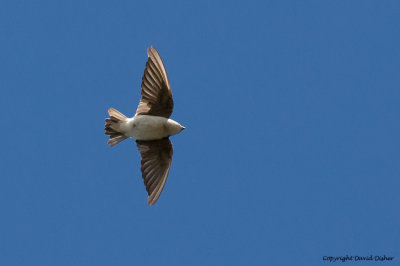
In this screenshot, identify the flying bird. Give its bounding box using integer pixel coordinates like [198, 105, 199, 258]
[104, 46, 185, 206]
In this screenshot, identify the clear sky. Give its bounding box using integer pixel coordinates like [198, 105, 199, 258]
[1, 1, 399, 265]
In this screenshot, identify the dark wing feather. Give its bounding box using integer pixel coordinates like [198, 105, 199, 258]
[136, 46, 173, 118]
[136, 138, 173, 206]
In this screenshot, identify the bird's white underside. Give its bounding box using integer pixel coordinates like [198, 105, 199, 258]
[119, 115, 182, 141]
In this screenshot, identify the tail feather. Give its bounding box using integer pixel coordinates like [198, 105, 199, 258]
[108, 135, 128, 147]
[108, 108, 126, 121]
[105, 108, 128, 147]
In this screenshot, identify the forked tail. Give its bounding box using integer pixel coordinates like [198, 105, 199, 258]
[105, 108, 128, 147]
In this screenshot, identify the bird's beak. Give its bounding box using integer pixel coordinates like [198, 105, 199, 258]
[181, 126, 185, 130]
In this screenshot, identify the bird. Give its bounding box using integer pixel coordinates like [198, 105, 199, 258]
[104, 46, 185, 206]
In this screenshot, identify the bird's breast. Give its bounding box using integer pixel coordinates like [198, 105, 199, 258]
[124, 115, 169, 140]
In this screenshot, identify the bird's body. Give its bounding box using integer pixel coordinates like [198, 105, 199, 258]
[120, 115, 183, 141]
[104, 46, 184, 206]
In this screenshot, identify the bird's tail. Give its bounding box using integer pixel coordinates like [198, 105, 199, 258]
[105, 108, 128, 147]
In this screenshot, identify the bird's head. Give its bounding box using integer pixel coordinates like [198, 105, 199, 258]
[167, 120, 185, 136]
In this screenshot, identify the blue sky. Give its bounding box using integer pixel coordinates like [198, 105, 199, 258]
[1, 0, 399, 265]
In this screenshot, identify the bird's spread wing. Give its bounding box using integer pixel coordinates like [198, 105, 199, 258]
[135, 46, 173, 118]
[136, 138, 173, 206]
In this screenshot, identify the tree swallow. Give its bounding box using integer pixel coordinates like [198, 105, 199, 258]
[105, 46, 185, 206]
